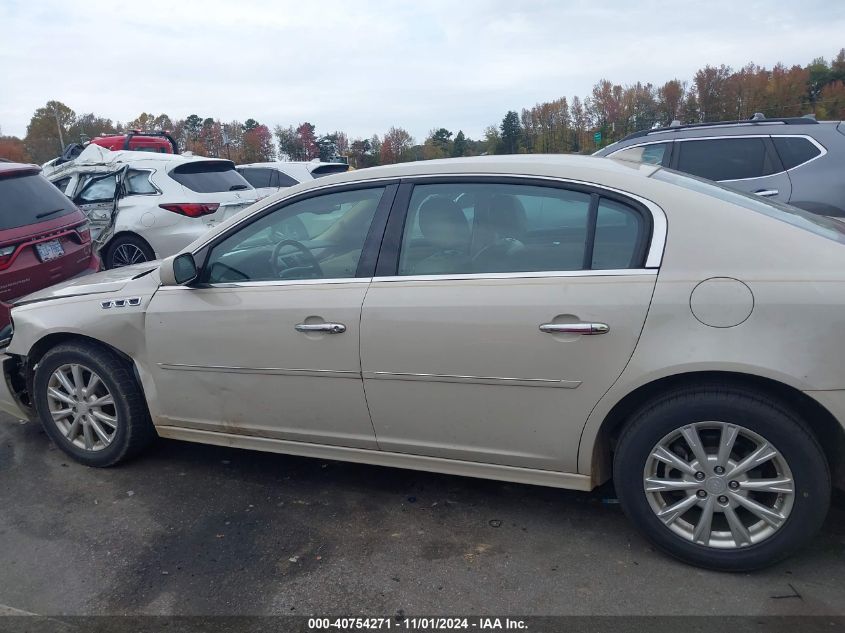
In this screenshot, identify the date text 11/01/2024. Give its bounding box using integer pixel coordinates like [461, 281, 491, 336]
[307, 618, 528, 630]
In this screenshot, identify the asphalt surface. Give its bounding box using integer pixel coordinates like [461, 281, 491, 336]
[1, 411, 843, 617]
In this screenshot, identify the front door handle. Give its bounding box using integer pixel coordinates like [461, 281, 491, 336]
[295, 322, 346, 334]
[754, 189, 779, 197]
[539, 322, 609, 335]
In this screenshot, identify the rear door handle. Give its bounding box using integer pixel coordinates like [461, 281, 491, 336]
[539, 322, 609, 335]
[295, 322, 346, 334]
[753, 189, 778, 197]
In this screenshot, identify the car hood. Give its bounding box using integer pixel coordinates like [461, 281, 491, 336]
[14, 262, 160, 305]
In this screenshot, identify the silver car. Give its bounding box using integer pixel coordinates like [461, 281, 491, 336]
[1, 155, 843, 571]
[595, 115, 845, 217]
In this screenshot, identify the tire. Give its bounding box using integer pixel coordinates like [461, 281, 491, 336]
[104, 235, 155, 269]
[33, 341, 156, 467]
[613, 384, 830, 571]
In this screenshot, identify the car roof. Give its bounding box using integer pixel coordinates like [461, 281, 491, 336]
[598, 118, 842, 154]
[301, 154, 660, 185]
[0, 161, 40, 176]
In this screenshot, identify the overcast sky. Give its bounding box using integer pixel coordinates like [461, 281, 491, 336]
[1, 0, 843, 142]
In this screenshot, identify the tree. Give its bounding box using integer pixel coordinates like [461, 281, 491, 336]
[817, 81, 845, 119]
[380, 127, 413, 164]
[274, 124, 302, 161]
[694, 64, 733, 121]
[422, 127, 453, 160]
[451, 130, 468, 157]
[242, 124, 275, 163]
[244, 118, 260, 132]
[0, 135, 30, 162]
[296, 122, 318, 160]
[499, 111, 521, 154]
[657, 79, 685, 124]
[67, 113, 116, 144]
[317, 133, 342, 162]
[24, 100, 76, 163]
[483, 125, 501, 154]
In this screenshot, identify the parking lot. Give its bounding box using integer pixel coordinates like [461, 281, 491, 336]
[1, 411, 843, 617]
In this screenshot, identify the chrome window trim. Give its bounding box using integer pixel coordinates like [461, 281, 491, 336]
[373, 269, 657, 283]
[185, 172, 668, 273]
[157, 277, 372, 290]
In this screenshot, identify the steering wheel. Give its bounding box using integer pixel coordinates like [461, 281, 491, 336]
[271, 239, 323, 279]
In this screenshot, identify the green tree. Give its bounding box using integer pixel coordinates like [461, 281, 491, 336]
[274, 124, 302, 161]
[500, 111, 521, 154]
[24, 100, 75, 163]
[67, 113, 116, 144]
[451, 130, 468, 157]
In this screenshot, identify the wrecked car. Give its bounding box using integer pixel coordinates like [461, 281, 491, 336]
[42, 144, 258, 268]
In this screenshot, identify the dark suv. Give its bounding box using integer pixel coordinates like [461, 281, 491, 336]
[595, 115, 845, 216]
[0, 162, 99, 337]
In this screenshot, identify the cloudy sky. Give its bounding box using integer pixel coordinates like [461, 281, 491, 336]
[1, 0, 843, 142]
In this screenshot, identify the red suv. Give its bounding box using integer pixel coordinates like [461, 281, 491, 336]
[0, 162, 100, 337]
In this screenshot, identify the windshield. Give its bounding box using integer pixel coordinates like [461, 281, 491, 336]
[169, 161, 253, 194]
[651, 168, 845, 245]
[0, 172, 78, 230]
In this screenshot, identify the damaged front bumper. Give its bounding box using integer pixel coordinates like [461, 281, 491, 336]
[0, 354, 32, 420]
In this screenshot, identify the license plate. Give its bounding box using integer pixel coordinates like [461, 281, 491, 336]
[35, 239, 64, 262]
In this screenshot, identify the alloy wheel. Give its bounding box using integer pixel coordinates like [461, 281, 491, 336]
[643, 421, 794, 549]
[112, 243, 148, 267]
[46, 363, 118, 452]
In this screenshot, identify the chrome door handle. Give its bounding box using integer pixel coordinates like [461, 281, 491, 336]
[295, 322, 346, 334]
[754, 189, 778, 197]
[539, 322, 609, 335]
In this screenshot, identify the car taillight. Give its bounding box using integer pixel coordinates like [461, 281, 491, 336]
[0, 245, 16, 268]
[76, 221, 91, 243]
[159, 203, 220, 218]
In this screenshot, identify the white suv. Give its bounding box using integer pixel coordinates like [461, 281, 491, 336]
[43, 145, 258, 268]
[236, 160, 349, 199]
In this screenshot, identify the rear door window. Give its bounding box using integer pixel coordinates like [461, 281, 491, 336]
[0, 172, 78, 229]
[397, 182, 648, 276]
[772, 137, 823, 170]
[171, 161, 252, 193]
[675, 137, 778, 181]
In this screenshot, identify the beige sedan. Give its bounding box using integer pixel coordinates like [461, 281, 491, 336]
[1, 155, 842, 571]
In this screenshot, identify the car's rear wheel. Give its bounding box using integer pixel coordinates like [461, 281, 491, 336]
[613, 386, 830, 571]
[33, 341, 156, 467]
[104, 235, 154, 269]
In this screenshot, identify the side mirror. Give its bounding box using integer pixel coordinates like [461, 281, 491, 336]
[160, 253, 198, 286]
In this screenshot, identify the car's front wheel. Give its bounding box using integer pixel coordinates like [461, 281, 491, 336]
[613, 385, 830, 571]
[33, 341, 156, 467]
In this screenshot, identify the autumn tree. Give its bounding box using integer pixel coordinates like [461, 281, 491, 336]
[0, 134, 30, 162]
[242, 124, 275, 163]
[296, 123, 319, 160]
[380, 127, 414, 164]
